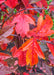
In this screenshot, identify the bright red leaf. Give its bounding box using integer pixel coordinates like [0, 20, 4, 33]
[36, 0, 48, 8]
[49, 5, 54, 12]
[10, 46, 17, 56]
[10, 46, 26, 66]
[36, 15, 54, 37]
[0, 43, 8, 50]
[18, 50, 26, 66]
[0, 52, 11, 60]
[5, 0, 18, 8]
[47, 43, 54, 56]
[23, 72, 29, 75]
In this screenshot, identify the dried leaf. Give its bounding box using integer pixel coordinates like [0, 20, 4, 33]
[0, 25, 15, 44]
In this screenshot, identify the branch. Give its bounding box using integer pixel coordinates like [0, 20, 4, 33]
[1, 8, 26, 28]
[27, 7, 47, 10]
[10, 34, 54, 45]
[0, 50, 11, 55]
[40, 40, 54, 45]
[1, 7, 47, 28]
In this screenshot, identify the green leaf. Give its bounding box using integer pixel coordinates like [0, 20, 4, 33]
[45, 10, 48, 15]
[13, 9, 17, 14]
[51, 34, 54, 38]
[49, 0, 52, 3]
[47, 1, 50, 5]
[51, 19, 54, 30]
[1, 15, 3, 20]
[37, 13, 40, 17]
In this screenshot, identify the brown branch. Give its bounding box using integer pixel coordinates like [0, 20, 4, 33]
[10, 34, 54, 45]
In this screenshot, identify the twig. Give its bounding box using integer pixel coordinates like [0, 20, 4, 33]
[1, 7, 47, 28]
[0, 50, 11, 55]
[40, 40, 54, 45]
[10, 34, 54, 45]
[27, 7, 47, 10]
[1, 8, 26, 28]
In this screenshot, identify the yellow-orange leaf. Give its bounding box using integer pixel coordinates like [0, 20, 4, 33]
[28, 15, 54, 37]
[26, 48, 38, 66]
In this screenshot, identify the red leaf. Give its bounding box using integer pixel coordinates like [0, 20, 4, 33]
[0, 59, 8, 66]
[47, 43, 54, 56]
[0, 53, 11, 66]
[36, 15, 54, 37]
[3, 16, 14, 28]
[12, 13, 35, 37]
[23, 72, 29, 75]
[28, 15, 54, 37]
[10, 46, 17, 56]
[36, 0, 48, 8]
[22, 0, 33, 8]
[14, 38, 45, 66]
[49, 5, 54, 12]
[41, 0, 47, 8]
[22, 0, 29, 8]
[0, 52, 11, 60]
[0, 43, 8, 50]
[0, 5, 6, 11]
[18, 50, 26, 66]
[5, 0, 18, 8]
[11, 47, 26, 66]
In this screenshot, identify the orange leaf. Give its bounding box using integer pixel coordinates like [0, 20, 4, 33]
[28, 15, 54, 37]
[26, 48, 38, 66]
[36, 15, 43, 33]
[36, 15, 54, 36]
[14, 38, 45, 66]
